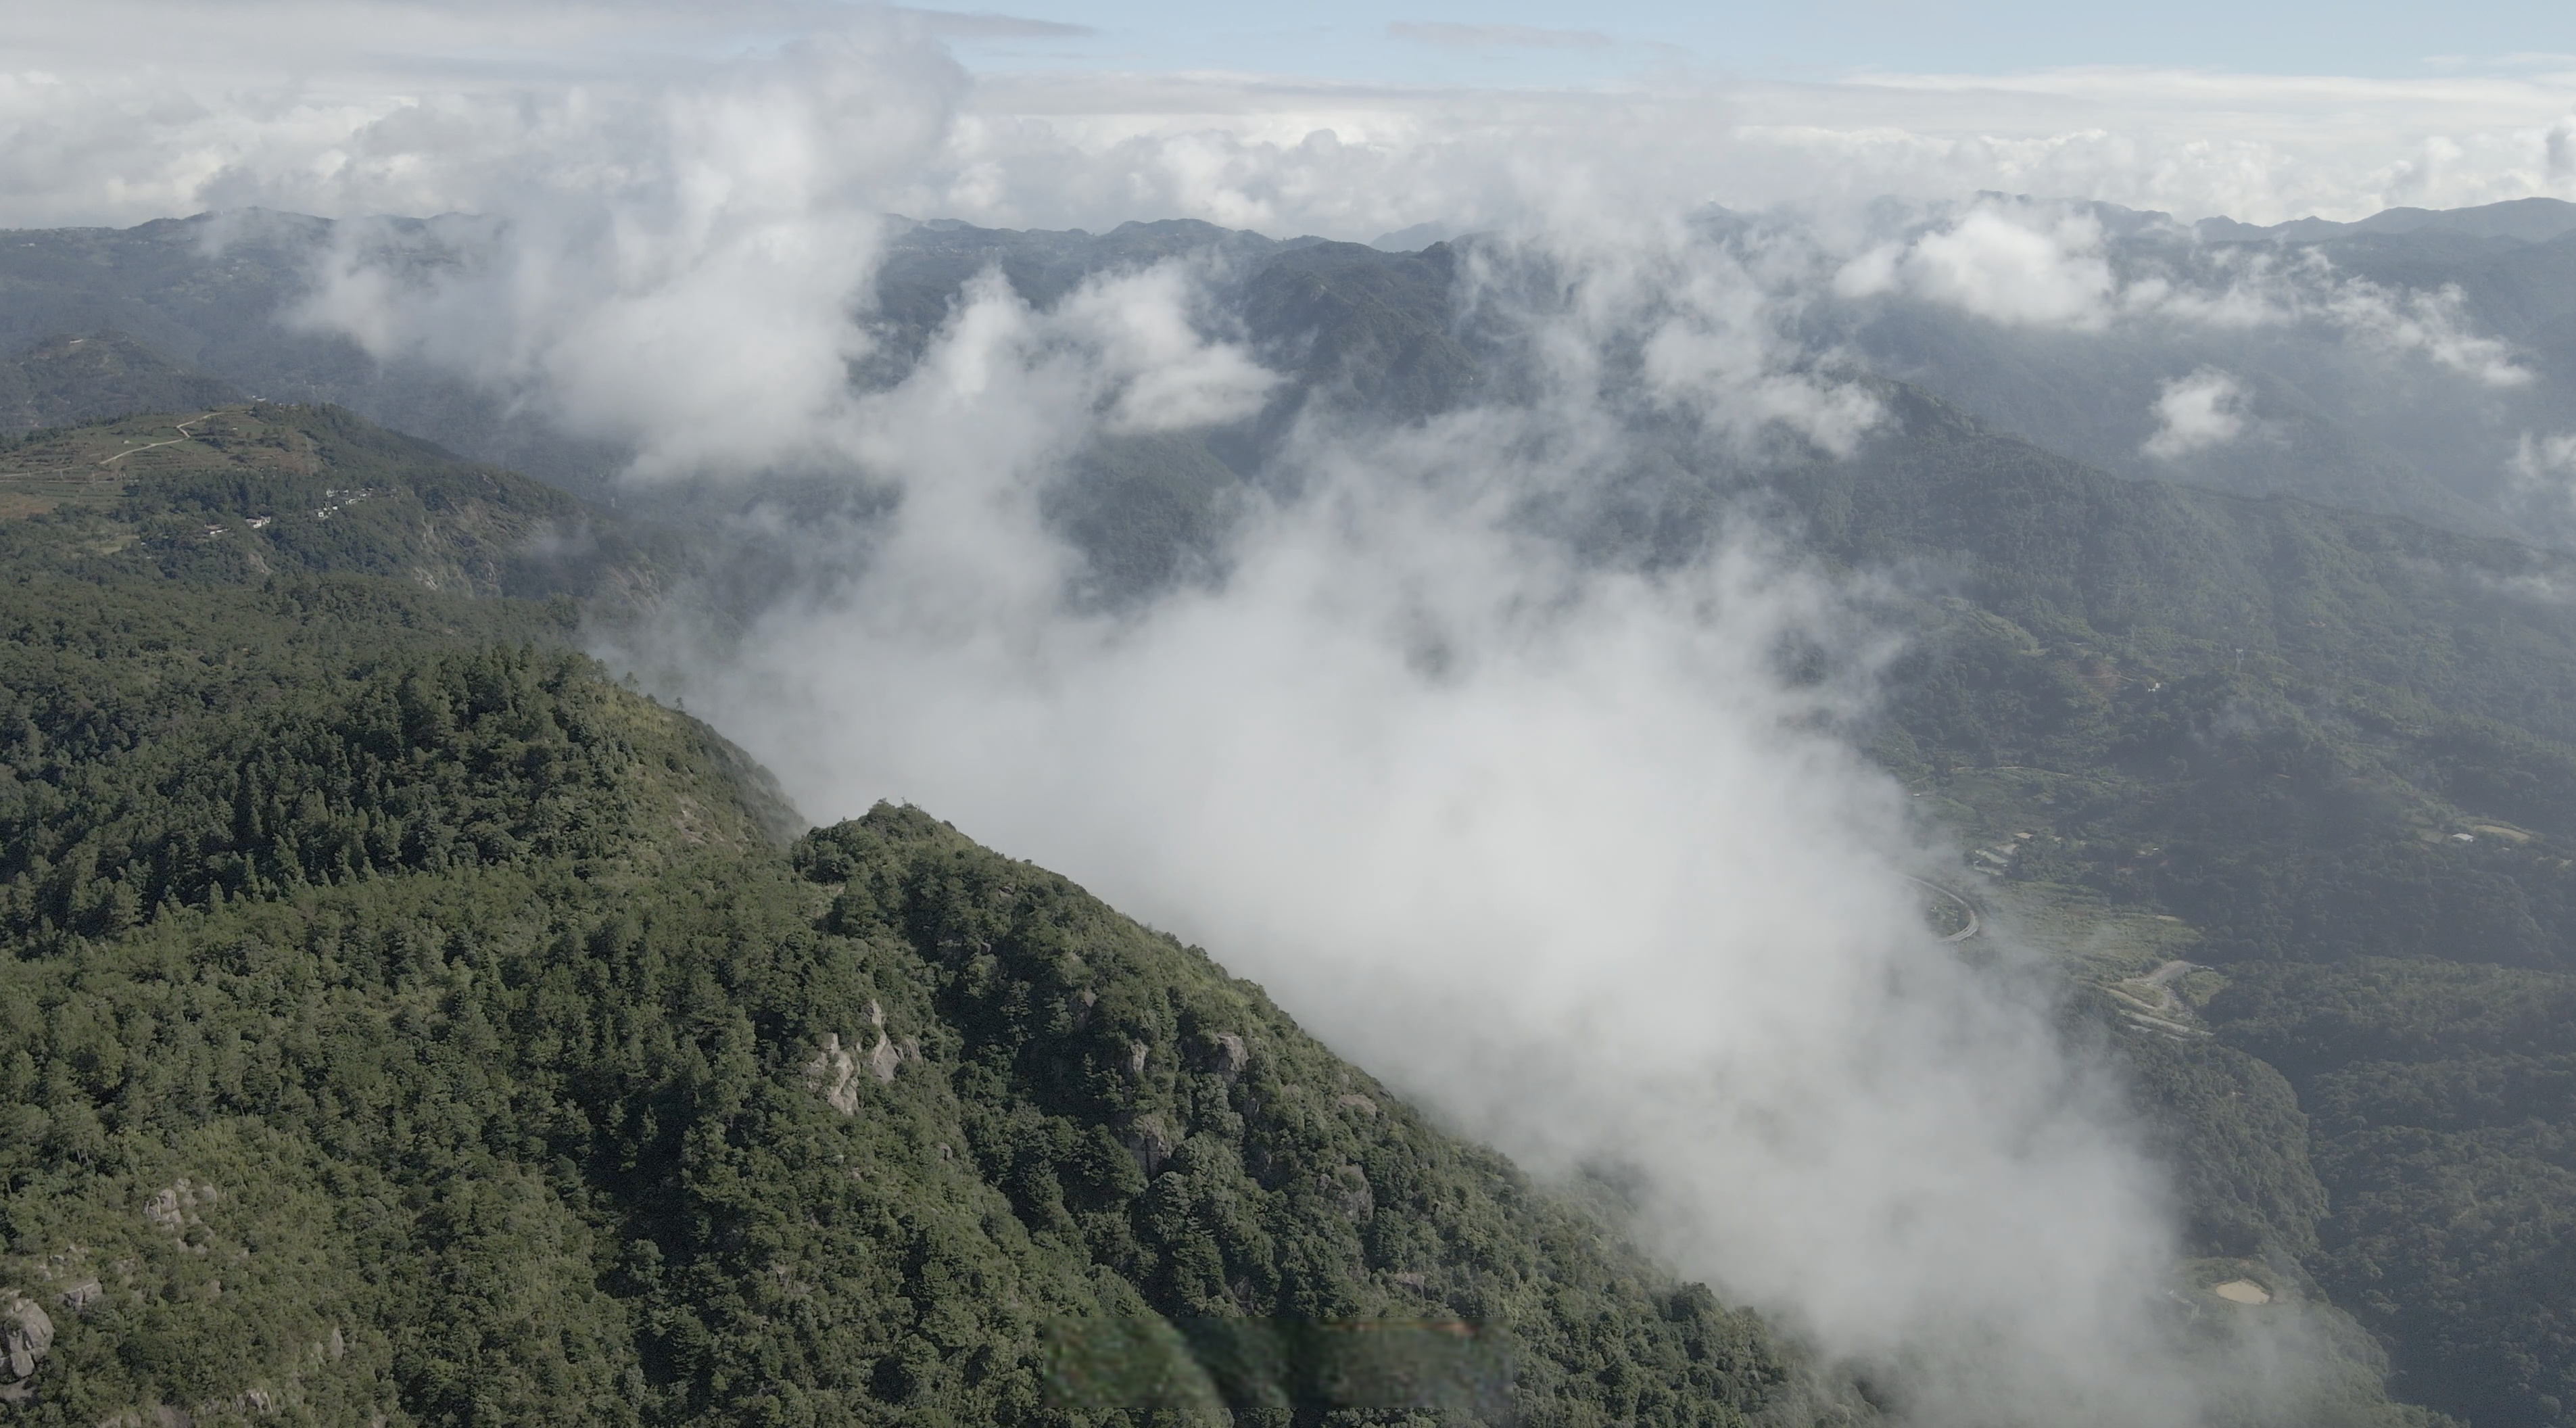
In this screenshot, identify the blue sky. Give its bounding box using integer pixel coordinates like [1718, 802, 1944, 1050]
[939, 0, 2573, 85]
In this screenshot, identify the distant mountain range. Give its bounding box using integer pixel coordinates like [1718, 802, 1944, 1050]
[9, 196, 2574, 553]
[2193, 195, 2576, 245]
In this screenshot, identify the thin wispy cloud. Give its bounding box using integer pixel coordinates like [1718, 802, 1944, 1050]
[903, 6, 1095, 41]
[1387, 21, 1613, 50]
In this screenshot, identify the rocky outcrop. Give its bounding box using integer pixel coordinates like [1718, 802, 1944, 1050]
[1325, 1164, 1374, 1222]
[1118, 1111, 1176, 1177]
[805, 1007, 907, 1114]
[1, 1293, 53, 1398]
[1196, 1030, 1249, 1080]
[805, 1034, 863, 1114]
[144, 1179, 219, 1239]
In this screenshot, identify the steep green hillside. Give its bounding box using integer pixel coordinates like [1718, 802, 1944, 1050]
[2209, 959, 2576, 1425]
[0, 333, 242, 434]
[0, 416, 1803, 1425]
[0, 790, 1792, 1425]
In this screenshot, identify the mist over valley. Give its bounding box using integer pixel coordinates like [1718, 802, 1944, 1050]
[1, 9, 2575, 1427]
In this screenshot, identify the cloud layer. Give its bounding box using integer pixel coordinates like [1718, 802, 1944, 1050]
[5, 5, 2575, 235]
[1830, 197, 2533, 386]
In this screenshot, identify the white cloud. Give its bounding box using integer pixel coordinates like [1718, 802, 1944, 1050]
[1835, 205, 2117, 328]
[282, 22, 964, 477]
[928, 64, 2576, 239]
[1053, 264, 1279, 433]
[623, 255, 2218, 1423]
[9, 12, 2576, 237]
[2143, 368, 2250, 458]
[2509, 431, 2576, 500]
[2310, 264, 2533, 387]
[1819, 199, 2534, 385]
[1461, 218, 1886, 455]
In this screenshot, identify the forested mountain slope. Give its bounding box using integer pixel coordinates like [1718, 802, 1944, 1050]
[0, 333, 243, 433]
[0, 406, 1803, 1425]
[0, 401, 672, 600]
[9, 214, 2572, 1423]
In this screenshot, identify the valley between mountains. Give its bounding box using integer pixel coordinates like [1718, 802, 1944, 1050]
[5, 200, 2576, 1427]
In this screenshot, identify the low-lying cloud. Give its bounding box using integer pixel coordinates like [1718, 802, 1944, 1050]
[2145, 368, 2251, 458]
[1835, 206, 2118, 328]
[2510, 430, 2576, 506]
[611, 240, 2216, 1423]
[285, 25, 961, 477]
[1830, 197, 2533, 387]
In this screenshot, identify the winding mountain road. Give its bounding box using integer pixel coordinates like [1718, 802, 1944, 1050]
[1905, 877, 1981, 943]
[97, 415, 206, 466]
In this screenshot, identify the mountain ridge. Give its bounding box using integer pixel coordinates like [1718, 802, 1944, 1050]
[0, 396, 1823, 1425]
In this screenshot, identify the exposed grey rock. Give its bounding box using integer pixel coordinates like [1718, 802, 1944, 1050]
[3, 1293, 53, 1381]
[143, 1179, 218, 1234]
[1327, 1164, 1374, 1222]
[804, 1033, 862, 1115]
[1206, 1032, 1249, 1078]
[1120, 1112, 1175, 1176]
[57, 1280, 102, 1314]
